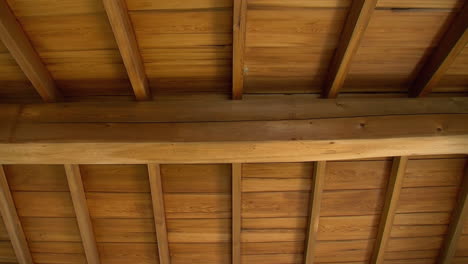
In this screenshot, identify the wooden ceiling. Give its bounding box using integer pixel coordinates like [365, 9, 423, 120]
[0, 0, 467, 102]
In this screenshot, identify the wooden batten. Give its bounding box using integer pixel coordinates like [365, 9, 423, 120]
[371, 156, 408, 263]
[438, 163, 468, 263]
[232, 0, 247, 100]
[64, 164, 101, 264]
[102, 0, 151, 101]
[232, 163, 242, 264]
[323, 0, 378, 98]
[410, 2, 468, 97]
[0, 165, 33, 264]
[148, 164, 171, 264]
[304, 161, 326, 263]
[0, 0, 61, 102]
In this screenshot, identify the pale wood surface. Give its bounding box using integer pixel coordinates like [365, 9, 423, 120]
[232, 163, 241, 264]
[64, 164, 100, 264]
[323, 0, 377, 98]
[102, 0, 150, 101]
[304, 161, 326, 263]
[0, 0, 60, 102]
[0, 165, 32, 264]
[439, 162, 468, 263]
[148, 164, 170, 264]
[371, 156, 408, 263]
[411, 2, 468, 97]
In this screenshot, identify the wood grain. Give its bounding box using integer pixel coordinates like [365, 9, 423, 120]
[304, 161, 326, 264]
[64, 164, 100, 264]
[371, 156, 408, 263]
[323, 0, 378, 98]
[232, 163, 241, 264]
[0, 0, 60, 102]
[103, 0, 150, 101]
[232, 0, 247, 99]
[411, 2, 468, 97]
[439, 163, 468, 263]
[147, 164, 170, 264]
[0, 165, 32, 264]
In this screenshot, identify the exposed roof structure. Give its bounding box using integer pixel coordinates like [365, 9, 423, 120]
[0, 1, 467, 264]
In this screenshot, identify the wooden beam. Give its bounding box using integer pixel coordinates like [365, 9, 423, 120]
[102, 0, 151, 101]
[147, 164, 170, 264]
[232, 163, 242, 264]
[0, 165, 33, 264]
[438, 162, 468, 263]
[0, 135, 466, 164]
[304, 161, 326, 264]
[0, 0, 60, 102]
[64, 164, 100, 264]
[410, 2, 468, 97]
[232, 0, 247, 100]
[371, 156, 408, 263]
[323, 0, 378, 98]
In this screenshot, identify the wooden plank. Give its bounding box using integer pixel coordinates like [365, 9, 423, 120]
[81, 164, 150, 193]
[0, 135, 467, 164]
[232, 0, 247, 99]
[371, 156, 408, 263]
[147, 164, 170, 264]
[304, 161, 326, 264]
[102, 0, 150, 101]
[410, 2, 468, 97]
[0, 0, 60, 102]
[0, 165, 32, 264]
[232, 163, 241, 264]
[323, 0, 378, 98]
[439, 162, 468, 263]
[64, 164, 100, 264]
[16, 97, 468, 123]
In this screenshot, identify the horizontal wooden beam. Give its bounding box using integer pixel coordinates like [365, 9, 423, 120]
[410, 2, 468, 97]
[323, 0, 378, 98]
[0, 165, 33, 264]
[13, 96, 468, 123]
[102, 0, 151, 101]
[0, 0, 61, 102]
[0, 135, 466, 164]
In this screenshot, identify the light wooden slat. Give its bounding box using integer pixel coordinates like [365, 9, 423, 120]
[439, 162, 468, 264]
[323, 0, 378, 98]
[0, 0, 60, 102]
[232, 0, 247, 99]
[0, 165, 32, 264]
[64, 164, 100, 264]
[410, 2, 468, 97]
[304, 161, 326, 264]
[232, 163, 241, 264]
[371, 156, 408, 263]
[102, 0, 150, 101]
[147, 164, 170, 264]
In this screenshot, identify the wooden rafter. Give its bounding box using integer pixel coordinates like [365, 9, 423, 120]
[0, 0, 61, 102]
[232, 0, 247, 100]
[232, 163, 242, 264]
[410, 2, 468, 97]
[0, 165, 33, 264]
[371, 156, 408, 263]
[304, 161, 326, 264]
[64, 164, 101, 264]
[148, 164, 171, 264]
[438, 163, 468, 263]
[102, 0, 151, 101]
[323, 0, 378, 98]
